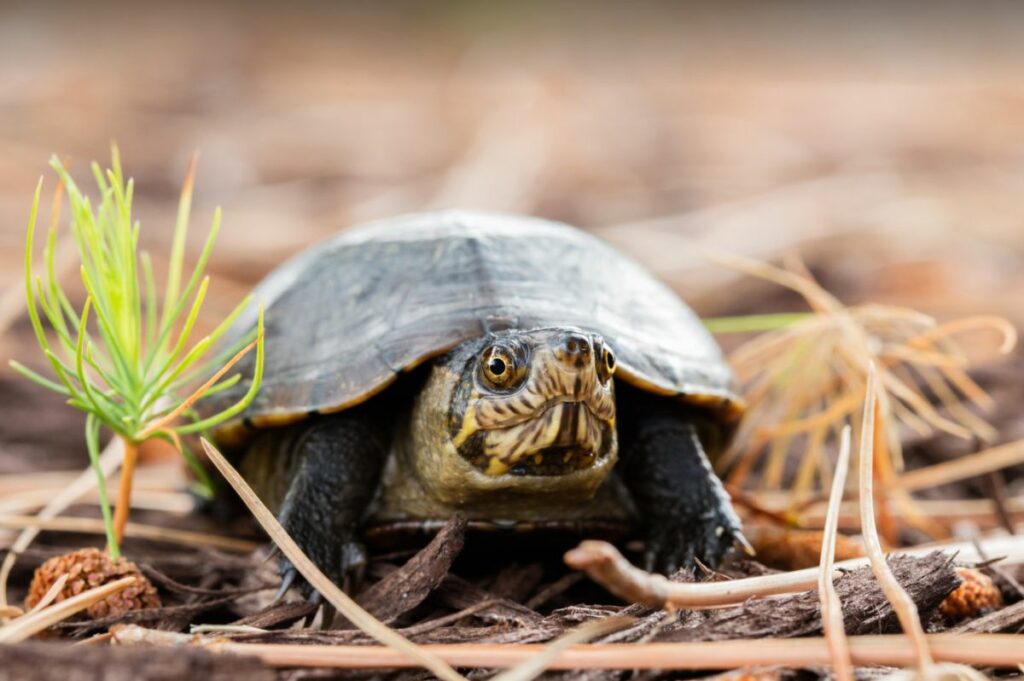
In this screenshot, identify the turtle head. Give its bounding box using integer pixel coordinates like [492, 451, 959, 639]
[409, 328, 618, 499]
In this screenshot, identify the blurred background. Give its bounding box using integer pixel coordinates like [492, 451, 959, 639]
[1, 0, 1023, 472]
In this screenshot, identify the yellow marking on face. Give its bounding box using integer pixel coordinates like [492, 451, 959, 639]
[539, 403, 564, 447]
[486, 457, 510, 476]
[451, 400, 478, 448]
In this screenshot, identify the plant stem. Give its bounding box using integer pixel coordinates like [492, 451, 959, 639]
[110, 436, 138, 557]
[702, 312, 814, 333]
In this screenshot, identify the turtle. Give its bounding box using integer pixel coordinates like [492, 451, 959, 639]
[205, 210, 746, 592]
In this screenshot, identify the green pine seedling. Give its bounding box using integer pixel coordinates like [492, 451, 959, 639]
[10, 147, 264, 558]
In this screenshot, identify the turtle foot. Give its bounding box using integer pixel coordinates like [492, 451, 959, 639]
[642, 494, 745, 576]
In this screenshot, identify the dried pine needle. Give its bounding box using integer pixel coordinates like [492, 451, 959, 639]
[713, 251, 1015, 528]
[199, 438, 467, 681]
[897, 438, 1024, 492]
[142, 630, 1024, 671]
[26, 573, 69, 615]
[858, 364, 935, 673]
[492, 616, 634, 681]
[818, 425, 853, 681]
[0, 576, 137, 643]
[0, 438, 123, 618]
[0, 514, 258, 552]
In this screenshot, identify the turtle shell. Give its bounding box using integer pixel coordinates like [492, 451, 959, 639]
[207, 211, 742, 443]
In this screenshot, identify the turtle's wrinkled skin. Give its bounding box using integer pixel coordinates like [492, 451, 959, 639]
[205, 211, 746, 593]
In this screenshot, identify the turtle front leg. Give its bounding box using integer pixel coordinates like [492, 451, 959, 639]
[620, 414, 744, 575]
[244, 412, 388, 595]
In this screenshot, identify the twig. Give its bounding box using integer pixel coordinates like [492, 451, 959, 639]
[0, 514, 258, 553]
[565, 533, 1024, 611]
[179, 633, 1024, 670]
[818, 425, 854, 681]
[564, 541, 823, 608]
[859, 363, 934, 672]
[0, 437, 122, 617]
[199, 438, 467, 681]
[0, 576, 136, 643]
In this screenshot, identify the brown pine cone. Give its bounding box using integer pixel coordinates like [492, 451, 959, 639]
[939, 567, 1004, 621]
[25, 548, 161, 621]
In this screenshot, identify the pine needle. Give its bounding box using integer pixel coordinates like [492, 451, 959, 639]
[0, 514, 258, 553]
[818, 425, 853, 681]
[26, 573, 69, 615]
[0, 437, 122, 618]
[199, 438, 467, 681]
[492, 616, 634, 681]
[713, 251, 1015, 537]
[0, 576, 137, 643]
[858, 363, 935, 672]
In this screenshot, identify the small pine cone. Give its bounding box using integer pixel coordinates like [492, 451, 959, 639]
[25, 548, 161, 621]
[939, 567, 1004, 621]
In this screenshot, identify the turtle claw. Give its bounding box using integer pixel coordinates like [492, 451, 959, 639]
[733, 530, 756, 557]
[644, 500, 743, 577]
[273, 535, 367, 602]
[338, 539, 367, 593]
[274, 566, 299, 603]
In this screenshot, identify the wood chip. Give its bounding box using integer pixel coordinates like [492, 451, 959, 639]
[355, 516, 467, 623]
[663, 552, 959, 642]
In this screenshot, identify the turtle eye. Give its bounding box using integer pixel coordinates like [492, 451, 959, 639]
[480, 344, 525, 390]
[488, 357, 507, 376]
[596, 343, 616, 384]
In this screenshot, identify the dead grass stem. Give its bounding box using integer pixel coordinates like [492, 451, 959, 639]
[0, 437, 122, 618]
[0, 576, 136, 643]
[491, 616, 634, 681]
[108, 624, 1024, 671]
[898, 438, 1024, 492]
[0, 514, 258, 553]
[26, 573, 68, 614]
[818, 425, 854, 681]
[858, 364, 934, 671]
[199, 438, 467, 681]
[711, 251, 1016, 542]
